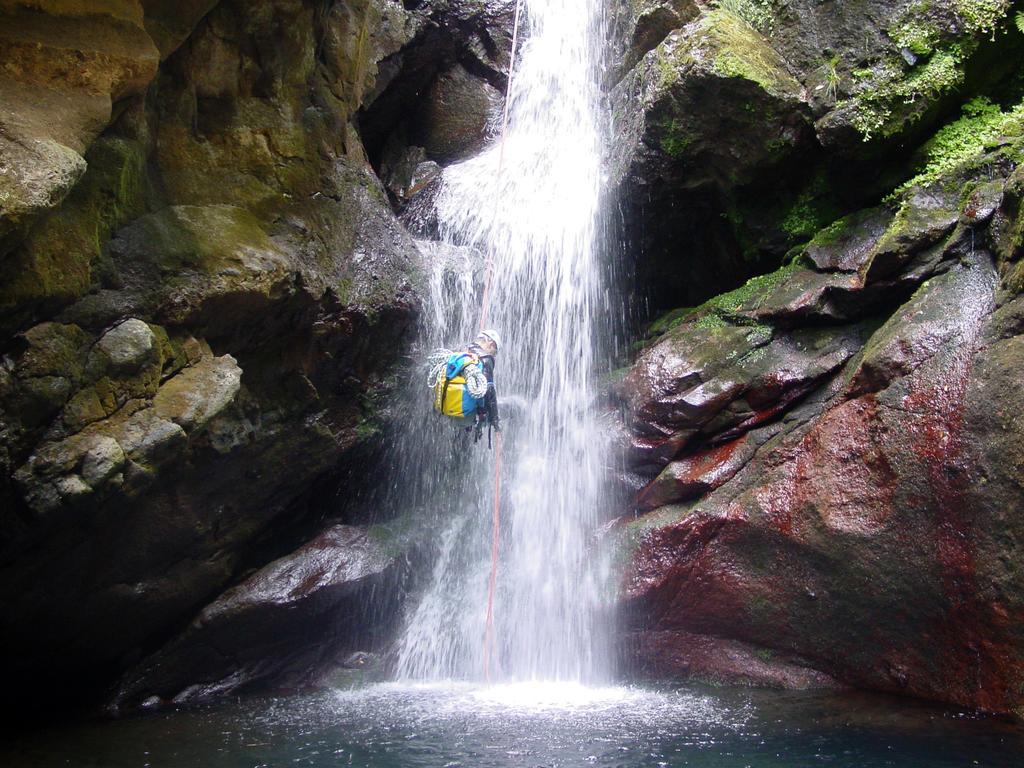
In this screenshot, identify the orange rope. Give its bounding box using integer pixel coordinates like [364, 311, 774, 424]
[481, 0, 524, 682]
[478, 0, 523, 333]
[482, 430, 503, 682]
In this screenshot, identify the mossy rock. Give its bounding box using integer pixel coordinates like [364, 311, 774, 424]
[0, 137, 146, 333]
[820, 0, 1015, 144]
[612, 7, 811, 193]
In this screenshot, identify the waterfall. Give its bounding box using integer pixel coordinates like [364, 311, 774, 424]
[393, 0, 613, 683]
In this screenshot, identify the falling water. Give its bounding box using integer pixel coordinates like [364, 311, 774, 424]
[394, 0, 612, 682]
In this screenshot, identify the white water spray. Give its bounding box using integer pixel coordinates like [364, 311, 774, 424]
[395, 0, 612, 682]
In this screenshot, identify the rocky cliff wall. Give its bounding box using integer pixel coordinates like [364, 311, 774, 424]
[610, 0, 1024, 717]
[0, 0, 511, 716]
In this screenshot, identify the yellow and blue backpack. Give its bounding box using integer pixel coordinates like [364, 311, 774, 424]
[432, 351, 487, 419]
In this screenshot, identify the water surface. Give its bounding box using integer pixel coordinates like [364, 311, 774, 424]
[6, 683, 1022, 767]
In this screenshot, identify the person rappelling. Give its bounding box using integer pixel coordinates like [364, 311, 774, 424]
[428, 329, 502, 445]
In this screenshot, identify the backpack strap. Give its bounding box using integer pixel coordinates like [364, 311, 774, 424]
[441, 376, 451, 411]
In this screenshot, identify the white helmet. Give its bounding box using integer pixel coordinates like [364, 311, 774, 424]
[478, 328, 501, 352]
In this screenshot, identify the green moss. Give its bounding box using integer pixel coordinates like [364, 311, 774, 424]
[889, 96, 1024, 198]
[780, 177, 840, 240]
[810, 217, 852, 248]
[843, 0, 1013, 141]
[648, 307, 693, 337]
[694, 312, 730, 331]
[716, 0, 776, 34]
[714, 49, 776, 93]
[656, 118, 699, 158]
[0, 138, 147, 313]
[654, 9, 798, 99]
[706, 10, 796, 96]
[682, 260, 802, 324]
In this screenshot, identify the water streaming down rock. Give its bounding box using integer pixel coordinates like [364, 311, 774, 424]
[393, 0, 614, 682]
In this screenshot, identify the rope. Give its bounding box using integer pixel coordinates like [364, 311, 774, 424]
[478, 0, 524, 333]
[483, 430, 503, 682]
[481, 0, 524, 683]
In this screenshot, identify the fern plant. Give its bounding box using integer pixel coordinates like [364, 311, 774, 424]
[1016, 11, 1024, 35]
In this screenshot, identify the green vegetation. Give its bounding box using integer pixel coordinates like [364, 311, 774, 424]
[647, 307, 693, 337]
[821, 56, 841, 104]
[656, 118, 698, 158]
[717, 0, 776, 34]
[890, 96, 1024, 197]
[843, 0, 1014, 140]
[889, 1, 942, 56]
[662, 263, 800, 335]
[779, 175, 841, 241]
[848, 47, 967, 140]
[1017, 10, 1024, 33]
[705, 261, 800, 315]
[955, 0, 1011, 35]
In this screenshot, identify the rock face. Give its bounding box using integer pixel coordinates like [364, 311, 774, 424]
[0, 0, 488, 715]
[608, 0, 1021, 310]
[613, 118, 1024, 714]
[111, 523, 419, 710]
[359, 0, 516, 209]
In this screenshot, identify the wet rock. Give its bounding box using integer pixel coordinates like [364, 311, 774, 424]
[611, 0, 700, 82]
[862, 186, 962, 284]
[623, 309, 865, 466]
[805, 208, 895, 273]
[635, 433, 760, 511]
[624, 630, 841, 690]
[617, 253, 1024, 714]
[340, 650, 383, 670]
[112, 523, 413, 710]
[382, 145, 443, 204]
[415, 64, 501, 162]
[847, 258, 997, 397]
[610, 9, 810, 195]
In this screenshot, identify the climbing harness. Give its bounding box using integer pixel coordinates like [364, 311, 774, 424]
[480, 0, 524, 684]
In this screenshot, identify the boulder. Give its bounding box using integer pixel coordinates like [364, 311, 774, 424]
[610, 9, 810, 194]
[111, 523, 415, 710]
[415, 63, 502, 163]
[614, 134, 1024, 714]
[623, 629, 841, 689]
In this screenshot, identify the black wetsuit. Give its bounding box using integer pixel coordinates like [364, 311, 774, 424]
[469, 345, 500, 429]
